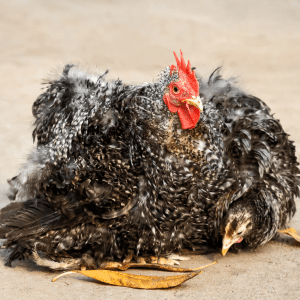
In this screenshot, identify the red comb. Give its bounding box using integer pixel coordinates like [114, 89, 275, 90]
[172, 50, 199, 95]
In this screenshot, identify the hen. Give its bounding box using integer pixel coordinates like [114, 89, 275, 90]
[0, 51, 298, 269]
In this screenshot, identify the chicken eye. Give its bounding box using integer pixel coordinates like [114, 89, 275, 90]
[173, 85, 179, 94]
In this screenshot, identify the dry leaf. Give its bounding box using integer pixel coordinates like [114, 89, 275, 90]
[52, 269, 202, 289]
[100, 260, 217, 272]
[278, 228, 300, 243]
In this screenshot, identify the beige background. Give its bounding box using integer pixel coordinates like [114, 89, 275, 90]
[0, 0, 300, 299]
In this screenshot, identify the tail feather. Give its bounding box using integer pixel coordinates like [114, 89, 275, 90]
[0, 201, 26, 238]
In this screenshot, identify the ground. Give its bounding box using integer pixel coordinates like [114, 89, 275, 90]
[0, 0, 300, 299]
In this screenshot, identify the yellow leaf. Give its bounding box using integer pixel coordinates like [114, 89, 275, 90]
[52, 269, 202, 289]
[278, 228, 300, 243]
[100, 260, 217, 272]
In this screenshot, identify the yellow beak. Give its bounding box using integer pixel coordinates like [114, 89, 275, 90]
[183, 96, 203, 111]
[222, 236, 234, 256]
[222, 247, 230, 256]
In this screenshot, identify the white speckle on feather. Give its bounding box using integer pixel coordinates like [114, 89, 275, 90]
[196, 140, 206, 151]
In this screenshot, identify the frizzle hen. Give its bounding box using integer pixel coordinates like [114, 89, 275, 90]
[0, 51, 298, 269]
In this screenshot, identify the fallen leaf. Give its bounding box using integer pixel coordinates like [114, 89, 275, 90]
[52, 269, 202, 289]
[278, 228, 300, 243]
[100, 260, 217, 272]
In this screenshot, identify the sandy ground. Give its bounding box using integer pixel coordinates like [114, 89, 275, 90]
[0, 0, 300, 299]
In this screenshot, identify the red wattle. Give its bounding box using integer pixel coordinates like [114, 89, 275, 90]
[177, 103, 200, 129]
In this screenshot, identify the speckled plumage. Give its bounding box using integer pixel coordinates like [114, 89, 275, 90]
[0, 61, 299, 268]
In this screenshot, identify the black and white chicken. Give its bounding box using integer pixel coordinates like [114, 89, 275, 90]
[0, 51, 298, 269]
